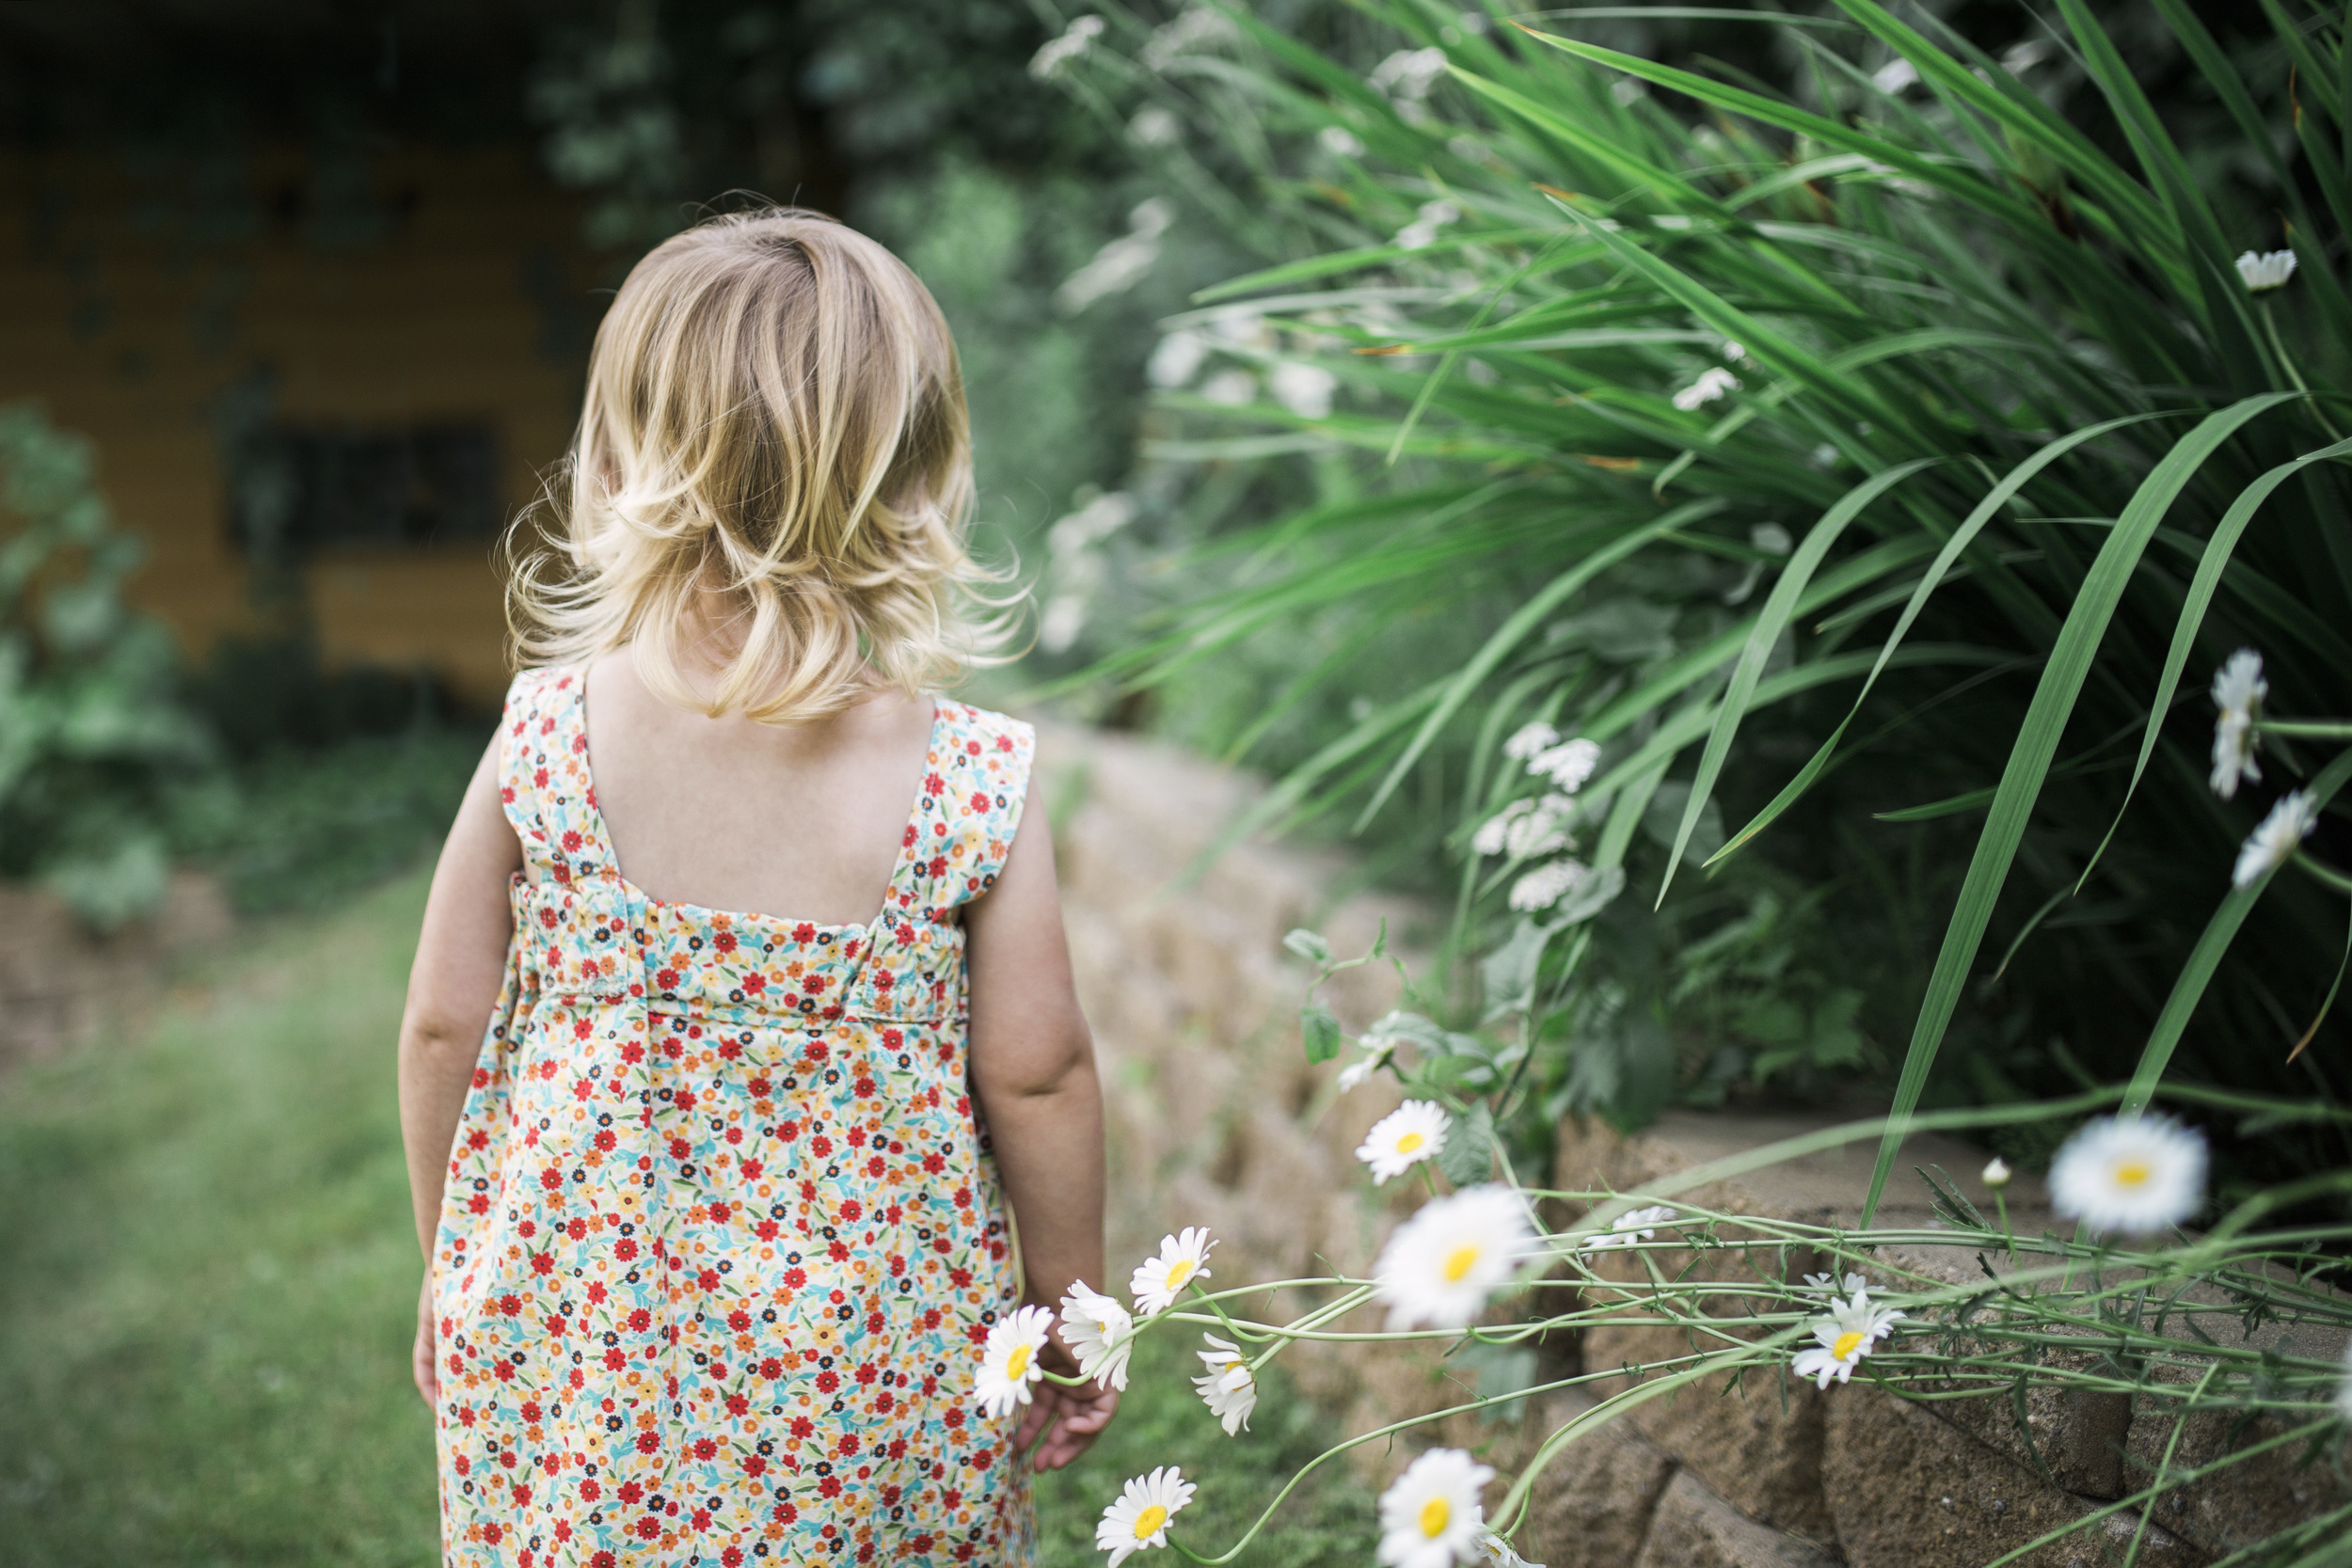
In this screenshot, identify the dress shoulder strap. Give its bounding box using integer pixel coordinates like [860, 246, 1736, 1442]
[896, 699, 1036, 919]
[496, 665, 592, 871]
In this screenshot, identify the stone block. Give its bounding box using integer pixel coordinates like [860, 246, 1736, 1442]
[1516, 1392, 1678, 1568]
[1825, 1386, 2208, 1568]
[1634, 1469, 1839, 1568]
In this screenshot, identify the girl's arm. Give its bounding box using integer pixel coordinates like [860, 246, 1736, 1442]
[398, 734, 522, 1403]
[963, 775, 1114, 1471]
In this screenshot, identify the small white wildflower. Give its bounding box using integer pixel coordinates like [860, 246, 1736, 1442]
[1270, 361, 1338, 420]
[1372, 1184, 1535, 1330]
[1507, 859, 1587, 912]
[1147, 330, 1210, 389]
[1130, 1227, 1216, 1315]
[1370, 46, 1448, 103]
[971, 1304, 1054, 1418]
[1455, 10, 1490, 36]
[1610, 77, 1647, 107]
[1671, 366, 1740, 411]
[1790, 1288, 1904, 1389]
[2236, 249, 2298, 292]
[1982, 1158, 2012, 1188]
[1198, 369, 1259, 406]
[1129, 105, 1183, 147]
[1192, 1335, 1259, 1434]
[1502, 721, 1559, 763]
[1579, 1205, 1676, 1252]
[1337, 1052, 1387, 1092]
[1376, 1448, 1495, 1568]
[2209, 649, 2267, 800]
[2049, 1116, 2207, 1234]
[1039, 594, 1089, 654]
[1801, 1270, 1870, 1297]
[1810, 442, 1839, 468]
[2234, 790, 2319, 889]
[1871, 57, 1920, 93]
[1473, 794, 1578, 859]
[1530, 737, 1601, 793]
[1721, 340, 1746, 363]
[1029, 14, 1104, 79]
[1358, 1100, 1451, 1184]
[1395, 199, 1459, 252]
[2001, 39, 2048, 72]
[1059, 1280, 1136, 1392]
[1097, 1466, 1197, 1566]
[1474, 1531, 1542, 1568]
[1319, 125, 1366, 157]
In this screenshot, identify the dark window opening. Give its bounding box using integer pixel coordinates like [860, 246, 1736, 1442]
[228, 421, 500, 556]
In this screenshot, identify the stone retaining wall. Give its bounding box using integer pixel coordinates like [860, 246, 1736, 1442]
[1038, 721, 2345, 1568]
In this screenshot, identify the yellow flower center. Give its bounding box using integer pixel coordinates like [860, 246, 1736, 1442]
[1832, 1331, 1867, 1363]
[1132, 1505, 1168, 1540]
[1420, 1497, 1451, 1539]
[2113, 1159, 2152, 1188]
[1442, 1243, 1482, 1283]
[1166, 1259, 1194, 1290]
[1396, 1132, 1425, 1154]
[1005, 1344, 1032, 1380]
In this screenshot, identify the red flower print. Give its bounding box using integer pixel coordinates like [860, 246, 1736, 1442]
[693, 1438, 718, 1461]
[714, 929, 737, 953]
[656, 968, 680, 990]
[562, 830, 582, 852]
[635, 1432, 660, 1455]
[628, 1307, 652, 1332]
[793, 922, 817, 943]
[743, 1453, 767, 1477]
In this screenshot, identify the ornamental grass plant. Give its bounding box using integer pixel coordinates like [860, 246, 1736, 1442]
[1038, 0, 2352, 1212]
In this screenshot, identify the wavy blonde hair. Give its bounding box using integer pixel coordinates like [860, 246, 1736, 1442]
[506, 208, 1005, 722]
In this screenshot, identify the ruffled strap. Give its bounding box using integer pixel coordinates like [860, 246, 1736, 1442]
[887, 700, 1035, 924]
[495, 665, 593, 874]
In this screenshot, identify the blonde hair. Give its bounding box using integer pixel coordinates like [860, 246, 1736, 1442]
[506, 208, 1005, 722]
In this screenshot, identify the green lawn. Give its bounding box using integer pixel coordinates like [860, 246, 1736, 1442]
[0, 869, 1370, 1565]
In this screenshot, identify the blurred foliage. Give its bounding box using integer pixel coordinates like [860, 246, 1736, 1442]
[0, 402, 486, 926]
[1041, 1, 2352, 1197]
[0, 403, 210, 927]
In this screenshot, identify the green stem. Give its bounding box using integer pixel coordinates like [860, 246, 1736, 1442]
[2260, 719, 2352, 738]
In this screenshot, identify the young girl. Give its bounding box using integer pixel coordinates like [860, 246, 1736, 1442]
[398, 210, 1114, 1568]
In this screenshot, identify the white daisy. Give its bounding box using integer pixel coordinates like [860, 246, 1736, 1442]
[1337, 1044, 1392, 1092]
[1475, 1533, 1543, 1568]
[1871, 56, 1919, 93]
[2236, 249, 2298, 292]
[1146, 330, 1210, 389]
[1096, 1465, 1197, 1566]
[1059, 1280, 1136, 1392]
[1502, 721, 1559, 763]
[1130, 1227, 1216, 1315]
[1789, 1288, 1904, 1389]
[1982, 1157, 2011, 1188]
[1801, 1269, 1870, 1297]
[971, 1303, 1054, 1419]
[1029, 14, 1104, 80]
[2233, 790, 2319, 890]
[1320, 125, 1367, 158]
[1373, 1184, 1535, 1330]
[2048, 1116, 2207, 1234]
[1579, 1205, 1677, 1252]
[1359, 1101, 1451, 1184]
[1530, 738, 1601, 792]
[1508, 859, 1588, 912]
[1191, 1335, 1259, 1434]
[1376, 1447, 1496, 1568]
[1671, 366, 1740, 411]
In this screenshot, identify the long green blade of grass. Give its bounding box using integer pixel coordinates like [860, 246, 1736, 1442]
[1863, 393, 2301, 1222]
[2121, 745, 2352, 1115]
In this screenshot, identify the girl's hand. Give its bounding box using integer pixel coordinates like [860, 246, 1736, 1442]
[1014, 1334, 1119, 1472]
[412, 1274, 439, 1408]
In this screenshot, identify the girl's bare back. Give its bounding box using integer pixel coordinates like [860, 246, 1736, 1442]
[580, 651, 937, 924]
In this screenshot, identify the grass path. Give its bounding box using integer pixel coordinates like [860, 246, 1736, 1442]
[0, 870, 1369, 1565]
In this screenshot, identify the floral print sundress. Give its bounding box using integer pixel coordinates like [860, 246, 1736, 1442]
[433, 666, 1038, 1568]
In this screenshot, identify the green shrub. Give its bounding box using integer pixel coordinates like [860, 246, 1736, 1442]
[1051, 2, 2352, 1199]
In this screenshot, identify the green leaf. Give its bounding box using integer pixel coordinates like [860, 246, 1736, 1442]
[1283, 927, 1333, 965]
[2121, 746, 2352, 1115]
[1658, 458, 1943, 904]
[1439, 1101, 1495, 1186]
[1301, 1002, 1343, 1066]
[1480, 919, 1552, 1022]
[1863, 393, 2303, 1222]
[2082, 435, 2352, 890]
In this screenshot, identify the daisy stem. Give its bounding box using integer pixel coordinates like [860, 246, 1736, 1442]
[1994, 1188, 2015, 1271]
[1419, 1161, 1442, 1199]
[2258, 719, 2352, 738]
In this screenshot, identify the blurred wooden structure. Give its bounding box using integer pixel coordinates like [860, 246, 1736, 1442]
[0, 5, 596, 708]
